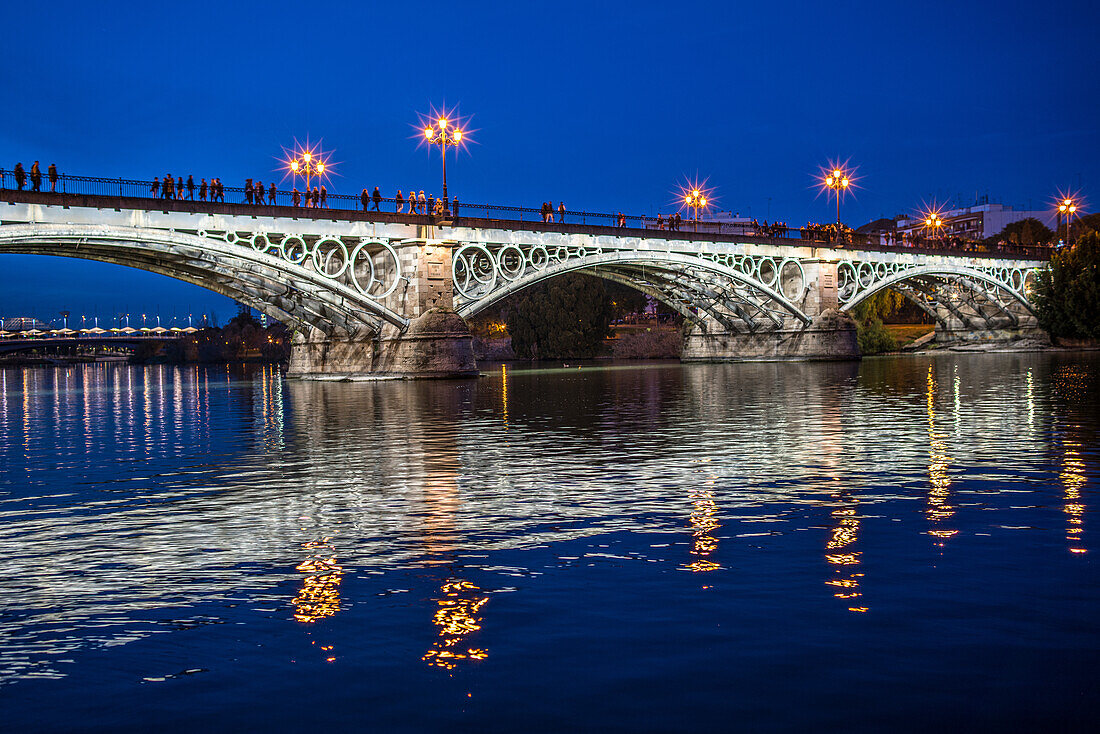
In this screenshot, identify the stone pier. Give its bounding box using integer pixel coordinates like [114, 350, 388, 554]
[288, 235, 478, 379]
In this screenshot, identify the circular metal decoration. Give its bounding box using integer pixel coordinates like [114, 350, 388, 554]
[528, 245, 550, 271]
[496, 244, 526, 281]
[453, 244, 498, 300]
[280, 235, 308, 265]
[778, 258, 807, 303]
[225, 231, 239, 245]
[348, 240, 402, 299]
[312, 237, 349, 279]
[756, 256, 778, 289]
[250, 233, 275, 253]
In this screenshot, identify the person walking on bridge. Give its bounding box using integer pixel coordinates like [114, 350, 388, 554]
[150, 176, 159, 198]
[320, 185, 327, 208]
[417, 190, 426, 214]
[14, 162, 26, 190]
[255, 180, 266, 205]
[186, 175, 195, 200]
[176, 177, 184, 200]
[199, 178, 208, 201]
[30, 161, 41, 191]
[558, 201, 566, 224]
[372, 186, 381, 211]
[292, 187, 301, 207]
[48, 163, 58, 192]
[361, 188, 369, 211]
[269, 182, 277, 206]
[394, 190, 404, 213]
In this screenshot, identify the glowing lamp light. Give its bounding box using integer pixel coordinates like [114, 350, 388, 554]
[317, 162, 325, 174]
[425, 127, 434, 139]
[438, 118, 448, 129]
[454, 130, 462, 142]
[303, 152, 312, 161]
[290, 160, 299, 172]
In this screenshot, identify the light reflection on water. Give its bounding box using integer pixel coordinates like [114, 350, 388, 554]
[0, 355, 1097, 726]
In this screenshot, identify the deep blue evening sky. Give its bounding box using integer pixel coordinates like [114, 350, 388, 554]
[2, 0, 1098, 324]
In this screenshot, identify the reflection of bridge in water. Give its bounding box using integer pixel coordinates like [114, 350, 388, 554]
[0, 357, 1090, 680]
[1, 188, 1047, 378]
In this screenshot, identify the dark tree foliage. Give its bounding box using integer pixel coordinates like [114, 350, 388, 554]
[1069, 212, 1100, 240]
[984, 217, 1054, 246]
[1033, 231, 1100, 339]
[506, 273, 613, 359]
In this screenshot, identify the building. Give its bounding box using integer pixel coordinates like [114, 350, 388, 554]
[896, 202, 1058, 241]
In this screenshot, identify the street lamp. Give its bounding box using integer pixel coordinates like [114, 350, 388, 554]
[823, 167, 851, 228]
[1058, 196, 1079, 245]
[924, 212, 945, 241]
[423, 116, 465, 207]
[287, 147, 329, 201]
[683, 188, 708, 232]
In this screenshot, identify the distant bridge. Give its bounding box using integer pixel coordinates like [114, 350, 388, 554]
[0, 187, 1047, 377]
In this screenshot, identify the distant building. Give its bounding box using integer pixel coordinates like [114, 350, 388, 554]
[896, 203, 1057, 241]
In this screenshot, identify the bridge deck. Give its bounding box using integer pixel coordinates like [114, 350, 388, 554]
[0, 189, 1048, 262]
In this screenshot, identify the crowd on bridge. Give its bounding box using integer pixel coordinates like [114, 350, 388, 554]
[9, 161, 60, 192]
[0, 161, 1056, 259]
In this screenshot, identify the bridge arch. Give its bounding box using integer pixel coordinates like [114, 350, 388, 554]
[454, 247, 813, 333]
[838, 262, 1039, 330]
[0, 223, 409, 337]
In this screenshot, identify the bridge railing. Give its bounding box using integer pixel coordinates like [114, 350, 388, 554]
[0, 169, 1051, 260]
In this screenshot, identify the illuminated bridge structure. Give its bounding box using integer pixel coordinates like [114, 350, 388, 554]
[0, 191, 1046, 378]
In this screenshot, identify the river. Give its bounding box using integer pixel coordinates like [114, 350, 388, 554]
[1, 355, 1097, 732]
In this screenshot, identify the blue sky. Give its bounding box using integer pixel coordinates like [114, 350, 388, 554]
[2, 0, 1097, 324]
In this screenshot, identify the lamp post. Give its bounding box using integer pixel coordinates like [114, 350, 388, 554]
[683, 188, 708, 232]
[924, 212, 944, 242]
[824, 168, 850, 228]
[288, 150, 327, 202]
[1058, 197, 1078, 245]
[423, 116, 464, 207]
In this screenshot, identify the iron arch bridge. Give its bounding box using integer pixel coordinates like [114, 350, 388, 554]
[0, 196, 1046, 348]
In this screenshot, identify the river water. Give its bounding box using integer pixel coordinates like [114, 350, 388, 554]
[0, 355, 1097, 732]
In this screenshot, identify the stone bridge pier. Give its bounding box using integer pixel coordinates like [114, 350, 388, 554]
[288, 236, 478, 379]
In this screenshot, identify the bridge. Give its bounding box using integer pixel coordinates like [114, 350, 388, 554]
[0, 187, 1046, 378]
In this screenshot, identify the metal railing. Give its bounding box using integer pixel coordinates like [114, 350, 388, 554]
[0, 168, 1051, 260]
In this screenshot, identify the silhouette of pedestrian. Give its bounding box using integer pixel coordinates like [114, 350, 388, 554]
[395, 190, 404, 213]
[150, 176, 159, 198]
[558, 201, 566, 224]
[186, 175, 195, 200]
[256, 180, 266, 205]
[14, 162, 25, 190]
[269, 182, 276, 206]
[320, 185, 327, 208]
[245, 179, 254, 205]
[48, 163, 58, 192]
[293, 187, 301, 207]
[30, 161, 41, 191]
[417, 190, 426, 214]
[372, 186, 381, 211]
[176, 177, 184, 200]
[199, 178, 208, 201]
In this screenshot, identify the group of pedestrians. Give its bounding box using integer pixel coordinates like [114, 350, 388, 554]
[10, 161, 59, 192]
[654, 212, 684, 231]
[150, 174, 227, 202]
[540, 201, 566, 223]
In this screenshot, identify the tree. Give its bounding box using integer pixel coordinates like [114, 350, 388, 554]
[506, 273, 613, 359]
[1033, 231, 1100, 339]
[985, 217, 1054, 246]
